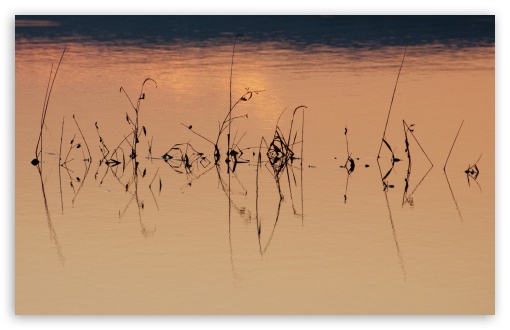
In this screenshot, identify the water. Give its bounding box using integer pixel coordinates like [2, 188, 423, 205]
[15, 16, 494, 314]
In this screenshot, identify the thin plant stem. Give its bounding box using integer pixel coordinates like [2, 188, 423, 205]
[73, 114, 92, 162]
[34, 46, 67, 165]
[403, 120, 433, 166]
[58, 117, 65, 214]
[377, 43, 408, 159]
[443, 120, 464, 172]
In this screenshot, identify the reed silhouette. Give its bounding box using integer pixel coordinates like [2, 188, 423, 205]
[377, 43, 408, 160]
[30, 48, 67, 265]
[182, 34, 263, 171]
[255, 138, 286, 256]
[259, 106, 306, 196]
[25, 35, 489, 272]
[36, 162, 65, 266]
[254, 106, 306, 255]
[465, 153, 482, 192]
[373, 44, 409, 192]
[339, 127, 355, 203]
[94, 121, 123, 184]
[162, 142, 210, 179]
[383, 187, 407, 283]
[401, 120, 433, 207]
[92, 78, 158, 237]
[443, 120, 465, 222]
[57, 115, 92, 214]
[444, 172, 464, 223]
[443, 120, 464, 172]
[32, 47, 67, 167]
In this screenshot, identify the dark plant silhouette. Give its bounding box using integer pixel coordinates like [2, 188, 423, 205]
[58, 115, 92, 214]
[254, 106, 306, 255]
[377, 43, 408, 159]
[181, 34, 263, 171]
[465, 153, 482, 192]
[443, 120, 465, 222]
[339, 127, 355, 203]
[401, 120, 433, 207]
[94, 78, 158, 237]
[30, 47, 67, 265]
[32, 47, 67, 167]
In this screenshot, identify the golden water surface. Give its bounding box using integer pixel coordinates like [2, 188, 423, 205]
[15, 38, 494, 314]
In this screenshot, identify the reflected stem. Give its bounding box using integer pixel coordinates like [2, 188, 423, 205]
[377, 158, 407, 283]
[444, 172, 464, 223]
[36, 164, 65, 266]
[58, 117, 64, 214]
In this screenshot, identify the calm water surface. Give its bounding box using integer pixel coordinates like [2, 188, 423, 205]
[15, 16, 494, 314]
